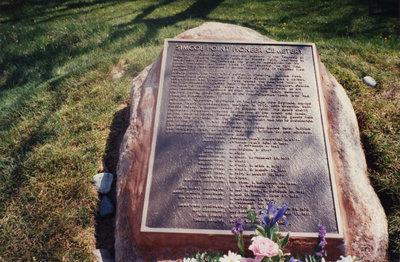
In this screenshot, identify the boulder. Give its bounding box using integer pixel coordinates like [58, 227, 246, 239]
[115, 22, 387, 262]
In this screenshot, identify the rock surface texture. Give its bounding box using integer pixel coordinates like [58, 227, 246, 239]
[115, 22, 388, 261]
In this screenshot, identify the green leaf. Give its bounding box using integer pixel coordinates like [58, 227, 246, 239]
[237, 232, 246, 257]
[247, 208, 258, 225]
[271, 224, 279, 234]
[271, 256, 280, 262]
[304, 254, 317, 262]
[280, 233, 290, 248]
[272, 232, 278, 242]
[255, 229, 264, 236]
[256, 225, 266, 236]
[266, 225, 271, 238]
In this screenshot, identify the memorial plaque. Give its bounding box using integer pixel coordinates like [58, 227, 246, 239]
[141, 40, 342, 237]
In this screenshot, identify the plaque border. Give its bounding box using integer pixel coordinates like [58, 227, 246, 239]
[141, 39, 343, 238]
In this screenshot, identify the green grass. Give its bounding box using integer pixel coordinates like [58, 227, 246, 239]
[0, 0, 399, 260]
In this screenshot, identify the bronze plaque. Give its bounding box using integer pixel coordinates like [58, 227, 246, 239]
[141, 40, 342, 237]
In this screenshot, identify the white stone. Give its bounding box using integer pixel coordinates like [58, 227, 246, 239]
[92, 248, 114, 262]
[100, 196, 114, 216]
[93, 172, 113, 194]
[363, 76, 377, 87]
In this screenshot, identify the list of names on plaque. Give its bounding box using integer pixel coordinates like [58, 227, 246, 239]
[142, 40, 339, 235]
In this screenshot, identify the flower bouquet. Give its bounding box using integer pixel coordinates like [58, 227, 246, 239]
[184, 202, 359, 262]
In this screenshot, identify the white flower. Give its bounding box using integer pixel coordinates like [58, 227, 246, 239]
[219, 251, 243, 262]
[183, 258, 197, 262]
[336, 255, 359, 262]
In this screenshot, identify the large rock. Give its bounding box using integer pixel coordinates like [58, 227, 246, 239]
[115, 22, 387, 261]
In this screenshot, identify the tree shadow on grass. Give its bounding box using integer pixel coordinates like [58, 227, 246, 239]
[95, 0, 225, 56]
[243, 0, 398, 41]
[0, 0, 223, 95]
[0, 74, 69, 208]
[0, 0, 129, 23]
[0, 0, 132, 93]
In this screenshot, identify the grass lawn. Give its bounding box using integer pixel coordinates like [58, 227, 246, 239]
[0, 0, 399, 261]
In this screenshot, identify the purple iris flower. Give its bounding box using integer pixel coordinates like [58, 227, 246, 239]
[315, 224, 327, 257]
[319, 239, 327, 247]
[288, 257, 303, 262]
[232, 216, 244, 235]
[258, 201, 288, 227]
[318, 223, 327, 239]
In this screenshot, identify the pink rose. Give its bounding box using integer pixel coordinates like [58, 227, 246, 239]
[248, 236, 279, 260]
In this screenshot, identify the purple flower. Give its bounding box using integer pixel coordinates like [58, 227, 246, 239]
[319, 239, 327, 247]
[318, 224, 327, 249]
[235, 216, 244, 225]
[232, 225, 244, 235]
[232, 216, 244, 235]
[318, 224, 327, 239]
[258, 201, 288, 227]
[315, 224, 327, 257]
[288, 257, 303, 262]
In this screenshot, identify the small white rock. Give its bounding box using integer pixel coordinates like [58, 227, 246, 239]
[363, 76, 376, 87]
[92, 248, 114, 262]
[93, 172, 113, 194]
[100, 196, 114, 216]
